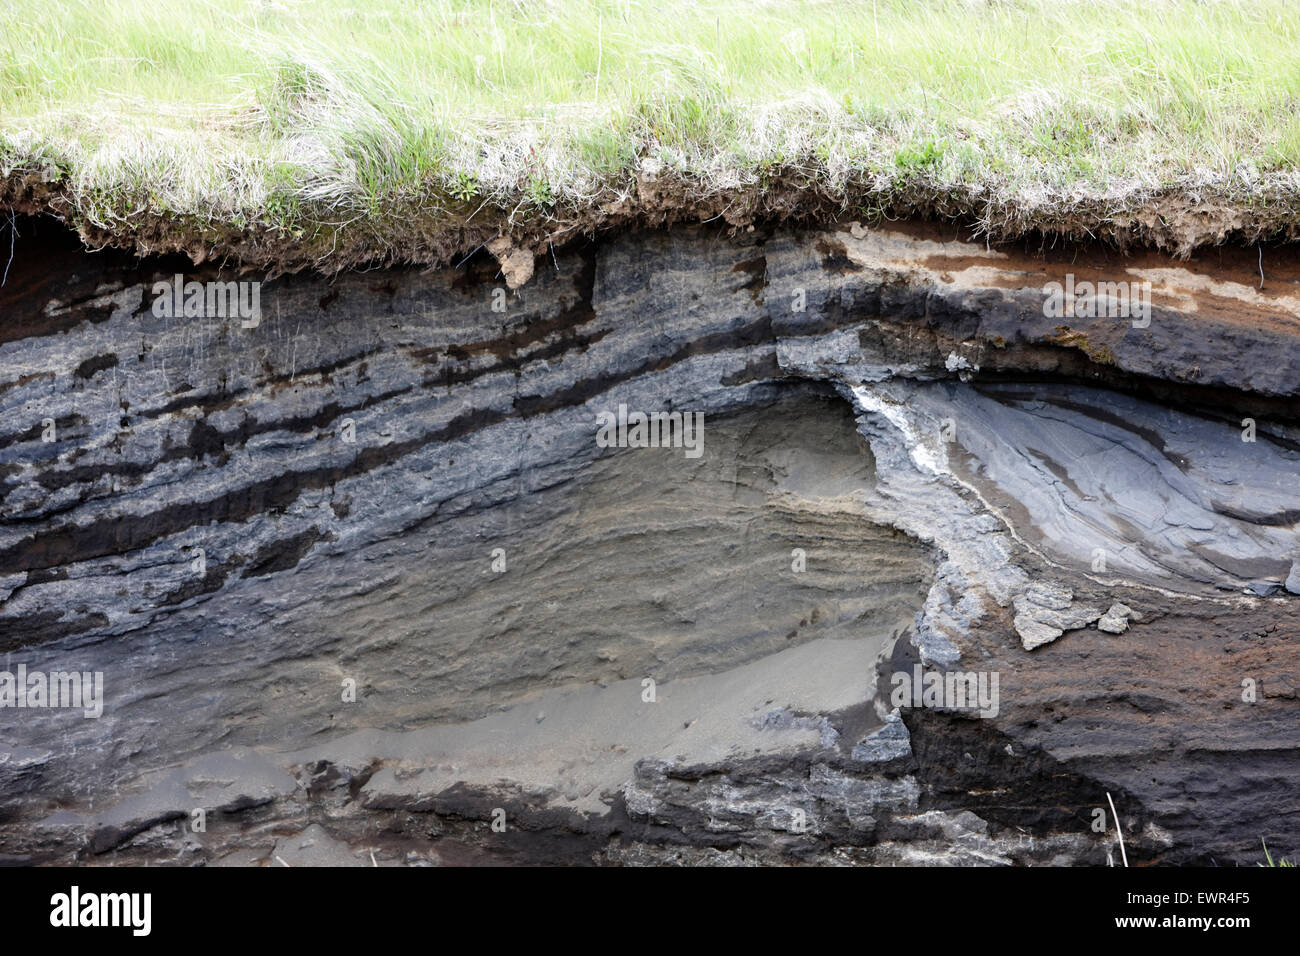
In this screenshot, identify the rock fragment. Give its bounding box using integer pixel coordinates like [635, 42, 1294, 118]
[851, 713, 912, 763]
[1025, 581, 1073, 610]
[485, 236, 535, 289]
[1015, 615, 1063, 651]
[1013, 582, 1102, 649]
[1097, 603, 1132, 634]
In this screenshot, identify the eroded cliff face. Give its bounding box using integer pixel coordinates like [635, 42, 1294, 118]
[0, 217, 1297, 866]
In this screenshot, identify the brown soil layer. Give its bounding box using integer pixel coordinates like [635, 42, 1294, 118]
[6, 166, 1300, 279]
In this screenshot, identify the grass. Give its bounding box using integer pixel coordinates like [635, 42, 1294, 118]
[1261, 840, 1295, 867]
[3, 0, 1300, 267]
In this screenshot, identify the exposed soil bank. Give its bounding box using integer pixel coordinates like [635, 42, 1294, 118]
[0, 216, 1296, 866]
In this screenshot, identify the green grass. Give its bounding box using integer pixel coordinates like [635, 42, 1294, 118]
[3, 0, 1300, 263]
[1261, 840, 1295, 867]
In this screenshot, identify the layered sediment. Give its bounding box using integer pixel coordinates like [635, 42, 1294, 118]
[0, 217, 1297, 865]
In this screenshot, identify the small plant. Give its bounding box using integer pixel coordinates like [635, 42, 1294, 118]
[895, 139, 944, 173]
[449, 170, 479, 202]
[524, 174, 553, 207]
[1260, 839, 1294, 867]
